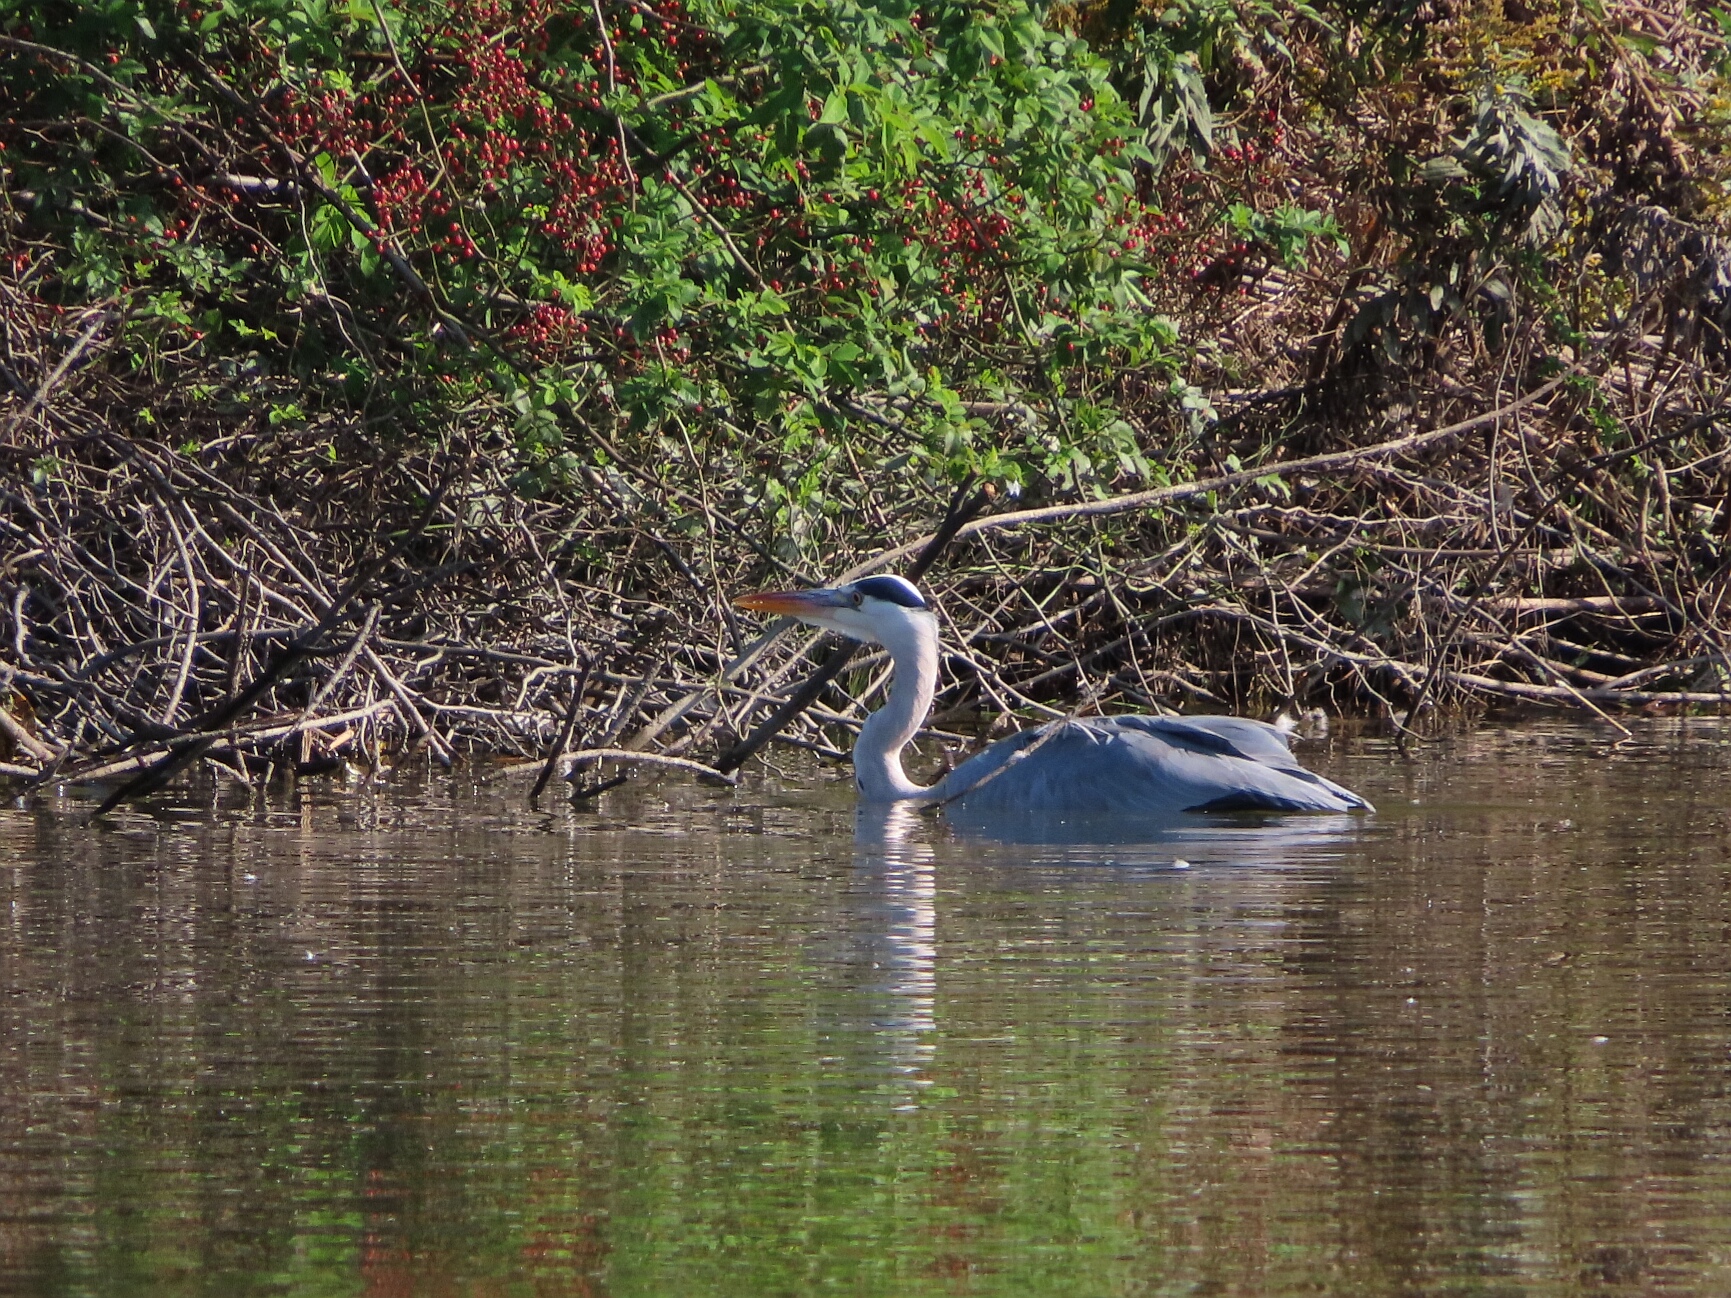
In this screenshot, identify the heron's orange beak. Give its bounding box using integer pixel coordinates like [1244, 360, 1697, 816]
[734, 587, 851, 617]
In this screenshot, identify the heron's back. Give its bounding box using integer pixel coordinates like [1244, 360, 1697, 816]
[936, 714, 1372, 817]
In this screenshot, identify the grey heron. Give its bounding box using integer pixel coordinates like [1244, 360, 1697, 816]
[736, 575, 1374, 816]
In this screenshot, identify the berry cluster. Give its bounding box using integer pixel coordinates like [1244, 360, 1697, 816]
[371, 165, 430, 236]
[276, 81, 372, 164]
[541, 149, 631, 271]
[452, 43, 539, 128]
[505, 301, 584, 357]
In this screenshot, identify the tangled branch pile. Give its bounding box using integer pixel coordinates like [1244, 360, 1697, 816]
[1, 0, 1728, 799]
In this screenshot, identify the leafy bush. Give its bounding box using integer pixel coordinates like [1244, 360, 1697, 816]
[2, 0, 1218, 558]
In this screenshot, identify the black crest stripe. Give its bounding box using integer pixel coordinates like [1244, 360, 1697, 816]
[852, 576, 927, 609]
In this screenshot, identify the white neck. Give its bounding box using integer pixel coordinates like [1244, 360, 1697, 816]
[853, 611, 939, 802]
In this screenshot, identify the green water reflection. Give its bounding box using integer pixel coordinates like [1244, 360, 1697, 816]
[3, 720, 1731, 1295]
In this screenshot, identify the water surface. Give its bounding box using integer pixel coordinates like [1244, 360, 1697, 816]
[4, 720, 1731, 1295]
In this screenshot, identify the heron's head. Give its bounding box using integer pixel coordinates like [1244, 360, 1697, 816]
[735, 575, 933, 646]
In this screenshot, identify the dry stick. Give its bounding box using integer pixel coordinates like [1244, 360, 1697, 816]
[558, 643, 668, 794]
[653, 620, 832, 756]
[224, 562, 255, 700]
[276, 601, 382, 761]
[837, 371, 1578, 583]
[555, 403, 798, 579]
[90, 605, 353, 814]
[363, 645, 455, 763]
[569, 770, 631, 801]
[70, 701, 396, 785]
[0, 697, 56, 764]
[530, 654, 592, 803]
[837, 375, 1695, 729]
[1424, 582, 1636, 738]
[556, 748, 737, 784]
[154, 496, 202, 726]
[1440, 391, 1724, 726]
[622, 682, 705, 751]
[187, 461, 456, 761]
[1397, 508, 1554, 738]
[303, 603, 381, 715]
[87, 484, 446, 815]
[712, 482, 992, 776]
[1168, 599, 1729, 709]
[933, 597, 1066, 722]
[597, 650, 665, 748]
[591, 0, 639, 197]
[5, 312, 111, 434]
[577, 463, 719, 609]
[1600, 655, 1723, 691]
[203, 753, 252, 791]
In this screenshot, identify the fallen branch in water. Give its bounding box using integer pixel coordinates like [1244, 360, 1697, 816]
[556, 748, 738, 784]
[56, 700, 396, 785]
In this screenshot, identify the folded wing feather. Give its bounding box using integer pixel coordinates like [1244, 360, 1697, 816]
[936, 715, 1371, 816]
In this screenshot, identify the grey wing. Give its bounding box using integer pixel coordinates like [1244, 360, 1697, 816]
[1110, 715, 1372, 811]
[938, 715, 1372, 816]
[932, 726, 1050, 805]
[1133, 714, 1298, 763]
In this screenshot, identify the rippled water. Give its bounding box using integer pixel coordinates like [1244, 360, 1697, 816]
[4, 720, 1731, 1295]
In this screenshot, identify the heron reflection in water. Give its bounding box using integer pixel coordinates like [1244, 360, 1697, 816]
[736, 576, 1374, 820]
[849, 803, 938, 1088]
[844, 799, 1364, 1106]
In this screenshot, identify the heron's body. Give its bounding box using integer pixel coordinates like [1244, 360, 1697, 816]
[736, 576, 1373, 817]
[934, 713, 1371, 815]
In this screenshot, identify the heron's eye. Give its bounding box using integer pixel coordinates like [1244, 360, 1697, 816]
[850, 591, 863, 607]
